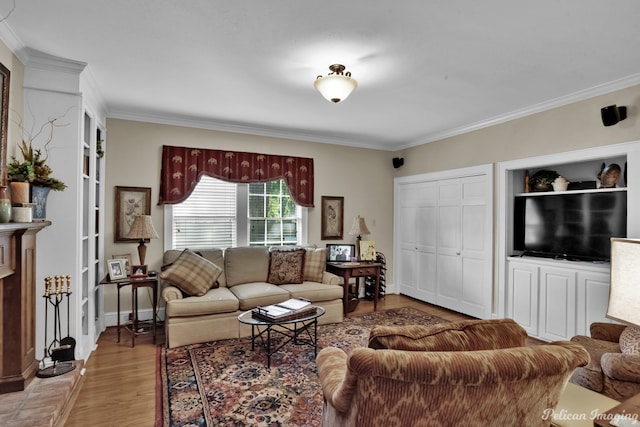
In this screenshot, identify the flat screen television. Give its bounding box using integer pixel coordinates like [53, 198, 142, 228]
[513, 191, 627, 262]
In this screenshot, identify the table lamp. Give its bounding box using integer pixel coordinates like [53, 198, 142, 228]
[349, 215, 370, 260]
[126, 215, 159, 265]
[606, 238, 640, 329]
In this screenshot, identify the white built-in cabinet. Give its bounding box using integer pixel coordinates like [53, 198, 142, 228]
[23, 48, 106, 362]
[498, 140, 640, 342]
[394, 164, 493, 319]
[507, 258, 610, 341]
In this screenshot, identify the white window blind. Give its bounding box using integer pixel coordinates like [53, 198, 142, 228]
[172, 175, 237, 249]
[167, 175, 307, 250]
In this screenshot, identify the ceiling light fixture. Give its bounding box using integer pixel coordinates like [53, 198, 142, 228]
[314, 64, 358, 103]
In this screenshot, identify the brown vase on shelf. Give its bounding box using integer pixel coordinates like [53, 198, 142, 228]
[10, 181, 30, 205]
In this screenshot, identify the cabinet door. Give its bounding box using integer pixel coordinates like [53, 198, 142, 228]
[576, 270, 612, 336]
[508, 261, 539, 336]
[539, 266, 576, 341]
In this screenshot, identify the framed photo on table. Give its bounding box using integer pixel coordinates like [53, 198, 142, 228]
[321, 196, 344, 240]
[131, 265, 148, 278]
[115, 186, 151, 242]
[326, 244, 355, 262]
[107, 259, 127, 281]
[112, 254, 133, 276]
[359, 240, 376, 261]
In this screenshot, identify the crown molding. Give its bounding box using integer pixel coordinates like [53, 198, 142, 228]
[107, 109, 391, 151]
[400, 73, 640, 150]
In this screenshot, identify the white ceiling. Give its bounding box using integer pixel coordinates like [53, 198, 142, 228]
[1, 1, 640, 151]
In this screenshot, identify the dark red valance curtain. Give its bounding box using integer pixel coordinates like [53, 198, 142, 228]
[158, 145, 314, 207]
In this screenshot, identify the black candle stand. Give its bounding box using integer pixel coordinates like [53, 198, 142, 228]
[37, 275, 76, 378]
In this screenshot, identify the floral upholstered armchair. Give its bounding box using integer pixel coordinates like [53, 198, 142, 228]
[571, 322, 640, 401]
[316, 319, 589, 427]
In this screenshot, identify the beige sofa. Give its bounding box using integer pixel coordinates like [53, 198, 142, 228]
[161, 246, 344, 348]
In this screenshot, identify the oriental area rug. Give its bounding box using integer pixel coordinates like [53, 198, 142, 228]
[155, 307, 448, 427]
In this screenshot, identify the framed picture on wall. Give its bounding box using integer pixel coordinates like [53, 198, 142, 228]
[115, 186, 151, 242]
[321, 196, 344, 240]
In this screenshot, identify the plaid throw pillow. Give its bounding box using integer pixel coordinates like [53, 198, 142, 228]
[303, 248, 326, 282]
[268, 248, 305, 285]
[160, 249, 223, 296]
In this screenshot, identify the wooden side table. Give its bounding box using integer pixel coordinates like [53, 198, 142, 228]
[99, 275, 158, 347]
[593, 393, 640, 426]
[325, 262, 382, 316]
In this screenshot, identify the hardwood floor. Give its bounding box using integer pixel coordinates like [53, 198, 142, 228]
[64, 294, 531, 426]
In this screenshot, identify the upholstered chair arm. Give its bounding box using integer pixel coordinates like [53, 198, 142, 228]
[322, 271, 340, 285]
[590, 323, 627, 342]
[368, 318, 527, 351]
[316, 347, 360, 414]
[601, 353, 640, 383]
[162, 284, 184, 302]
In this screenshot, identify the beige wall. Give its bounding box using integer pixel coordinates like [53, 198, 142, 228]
[103, 119, 395, 313]
[396, 85, 640, 176]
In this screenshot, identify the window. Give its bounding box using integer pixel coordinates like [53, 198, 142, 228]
[165, 175, 306, 250]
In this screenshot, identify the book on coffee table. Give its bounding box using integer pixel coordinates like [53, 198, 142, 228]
[252, 299, 317, 322]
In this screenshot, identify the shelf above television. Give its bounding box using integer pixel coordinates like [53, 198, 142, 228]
[515, 187, 627, 197]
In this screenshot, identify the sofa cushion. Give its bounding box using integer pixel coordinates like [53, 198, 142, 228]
[620, 326, 640, 355]
[225, 246, 270, 286]
[160, 249, 223, 296]
[268, 248, 305, 284]
[304, 248, 326, 282]
[163, 248, 226, 287]
[166, 287, 239, 317]
[228, 282, 290, 311]
[280, 282, 343, 302]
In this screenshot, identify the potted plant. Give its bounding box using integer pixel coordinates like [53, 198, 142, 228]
[7, 118, 67, 218]
[529, 169, 559, 192]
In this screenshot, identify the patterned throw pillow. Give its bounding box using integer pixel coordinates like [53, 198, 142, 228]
[619, 326, 640, 355]
[268, 248, 305, 285]
[160, 249, 223, 296]
[303, 248, 326, 282]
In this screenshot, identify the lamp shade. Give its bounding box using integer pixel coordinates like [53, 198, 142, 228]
[607, 238, 640, 327]
[126, 215, 159, 240]
[349, 215, 370, 237]
[126, 215, 159, 265]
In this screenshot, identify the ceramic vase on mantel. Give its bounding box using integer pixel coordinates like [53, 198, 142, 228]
[0, 186, 11, 223]
[31, 185, 51, 220]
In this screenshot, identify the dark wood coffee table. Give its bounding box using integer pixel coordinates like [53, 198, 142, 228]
[238, 307, 325, 368]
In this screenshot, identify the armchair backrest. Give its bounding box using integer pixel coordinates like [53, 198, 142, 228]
[318, 319, 590, 426]
[368, 318, 528, 351]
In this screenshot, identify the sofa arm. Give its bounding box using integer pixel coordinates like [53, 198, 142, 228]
[162, 284, 184, 302]
[601, 352, 640, 383]
[316, 347, 358, 414]
[322, 271, 340, 286]
[591, 323, 627, 342]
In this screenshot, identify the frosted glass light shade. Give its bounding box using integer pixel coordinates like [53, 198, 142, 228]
[314, 74, 358, 103]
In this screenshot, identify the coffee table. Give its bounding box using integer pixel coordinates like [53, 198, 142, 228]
[238, 306, 325, 368]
